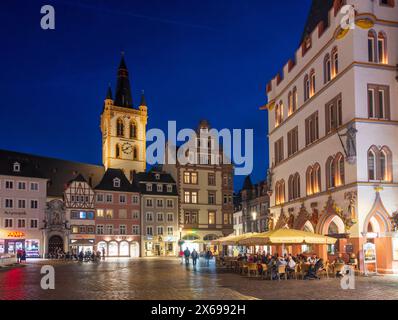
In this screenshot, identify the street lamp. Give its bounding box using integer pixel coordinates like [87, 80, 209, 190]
[179, 226, 183, 263]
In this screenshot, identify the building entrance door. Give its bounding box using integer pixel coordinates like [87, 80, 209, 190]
[48, 236, 63, 254]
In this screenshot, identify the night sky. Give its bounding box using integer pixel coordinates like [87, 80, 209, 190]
[0, 0, 312, 191]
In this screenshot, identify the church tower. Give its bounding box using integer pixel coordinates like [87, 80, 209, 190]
[101, 54, 148, 180]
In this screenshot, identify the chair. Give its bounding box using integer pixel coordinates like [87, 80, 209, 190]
[241, 263, 249, 275]
[299, 263, 310, 280]
[334, 263, 345, 278]
[237, 261, 244, 274]
[290, 264, 300, 280]
[319, 261, 331, 279]
[277, 265, 287, 280]
[247, 263, 259, 278]
[261, 264, 270, 280]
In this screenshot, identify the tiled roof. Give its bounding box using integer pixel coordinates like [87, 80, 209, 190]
[134, 172, 178, 196]
[95, 168, 139, 192]
[0, 149, 104, 197]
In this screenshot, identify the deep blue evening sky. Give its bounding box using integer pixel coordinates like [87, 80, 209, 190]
[0, 0, 312, 190]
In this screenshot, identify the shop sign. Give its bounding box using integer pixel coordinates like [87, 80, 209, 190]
[72, 234, 95, 240]
[7, 231, 25, 238]
[363, 242, 376, 263]
[4, 211, 27, 216]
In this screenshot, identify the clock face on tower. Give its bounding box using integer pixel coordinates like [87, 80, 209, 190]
[122, 142, 133, 155]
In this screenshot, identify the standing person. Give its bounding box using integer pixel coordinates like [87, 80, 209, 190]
[191, 249, 199, 266]
[102, 247, 106, 261]
[16, 248, 22, 264]
[78, 250, 84, 262]
[20, 249, 27, 264]
[179, 249, 184, 264]
[205, 250, 212, 266]
[184, 247, 191, 265]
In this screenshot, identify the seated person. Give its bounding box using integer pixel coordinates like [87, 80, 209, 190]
[307, 254, 318, 264]
[333, 254, 345, 277]
[348, 253, 358, 269]
[286, 256, 296, 278]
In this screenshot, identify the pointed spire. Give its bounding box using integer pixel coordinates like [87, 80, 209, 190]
[114, 52, 133, 108]
[119, 51, 127, 70]
[242, 175, 253, 190]
[140, 90, 147, 106]
[106, 83, 113, 100]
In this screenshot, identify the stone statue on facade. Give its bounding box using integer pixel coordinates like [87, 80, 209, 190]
[339, 123, 358, 164]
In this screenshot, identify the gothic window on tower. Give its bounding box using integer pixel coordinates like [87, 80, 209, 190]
[304, 74, 310, 102]
[324, 53, 331, 84]
[116, 144, 121, 159]
[332, 47, 339, 78]
[133, 147, 138, 160]
[367, 145, 393, 182]
[368, 84, 390, 120]
[117, 118, 124, 137]
[130, 121, 137, 139]
[325, 94, 343, 134]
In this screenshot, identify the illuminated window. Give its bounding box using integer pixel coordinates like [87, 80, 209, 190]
[97, 209, 104, 218]
[209, 212, 216, 224]
[324, 54, 331, 83]
[368, 30, 377, 62]
[378, 32, 387, 64]
[310, 70, 316, 97]
[304, 74, 310, 101]
[368, 149, 376, 181]
[332, 47, 338, 78]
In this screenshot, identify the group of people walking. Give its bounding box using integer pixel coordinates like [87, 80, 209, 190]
[180, 248, 213, 266]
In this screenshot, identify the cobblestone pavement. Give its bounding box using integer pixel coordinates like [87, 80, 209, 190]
[0, 258, 397, 300]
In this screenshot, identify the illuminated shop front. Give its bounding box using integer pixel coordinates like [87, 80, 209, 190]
[0, 229, 42, 258]
[143, 235, 177, 257]
[96, 237, 140, 258]
[70, 238, 95, 254]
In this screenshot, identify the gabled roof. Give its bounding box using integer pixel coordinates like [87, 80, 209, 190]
[0, 149, 104, 197]
[68, 174, 87, 185]
[95, 168, 138, 192]
[242, 175, 253, 190]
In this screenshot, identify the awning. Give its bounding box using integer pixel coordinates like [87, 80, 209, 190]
[212, 233, 262, 246]
[238, 229, 337, 246]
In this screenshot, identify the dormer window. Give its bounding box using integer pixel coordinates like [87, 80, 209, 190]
[167, 185, 172, 193]
[113, 178, 121, 188]
[157, 184, 163, 192]
[13, 162, 21, 173]
[146, 184, 152, 192]
[155, 174, 160, 180]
